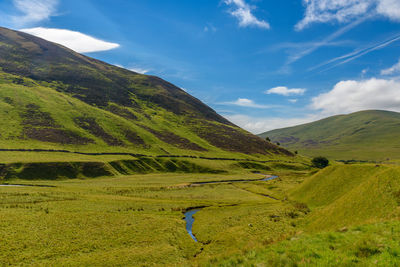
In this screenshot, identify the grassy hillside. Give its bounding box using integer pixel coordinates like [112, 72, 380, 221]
[210, 164, 400, 266]
[259, 110, 400, 161]
[0, 26, 291, 159]
[291, 164, 400, 231]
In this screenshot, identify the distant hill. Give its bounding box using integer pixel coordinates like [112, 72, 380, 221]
[0, 27, 291, 158]
[259, 110, 400, 161]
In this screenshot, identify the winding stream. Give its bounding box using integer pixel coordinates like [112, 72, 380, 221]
[0, 184, 54, 187]
[184, 209, 201, 242]
[184, 174, 279, 242]
[0, 184, 27, 187]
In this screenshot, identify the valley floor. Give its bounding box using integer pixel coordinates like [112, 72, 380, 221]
[1, 164, 400, 266]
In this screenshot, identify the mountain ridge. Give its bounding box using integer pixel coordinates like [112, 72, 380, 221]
[0, 26, 292, 158]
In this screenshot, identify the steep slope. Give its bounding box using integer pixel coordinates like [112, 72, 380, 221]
[291, 164, 400, 231]
[259, 110, 400, 160]
[0, 27, 291, 158]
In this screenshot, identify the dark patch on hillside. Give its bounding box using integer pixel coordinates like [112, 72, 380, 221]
[23, 127, 94, 145]
[192, 122, 292, 156]
[74, 117, 124, 146]
[19, 104, 94, 145]
[0, 162, 112, 180]
[135, 76, 233, 125]
[3, 97, 13, 105]
[22, 104, 58, 127]
[123, 129, 146, 146]
[140, 125, 207, 151]
[22, 128, 94, 145]
[106, 103, 138, 121]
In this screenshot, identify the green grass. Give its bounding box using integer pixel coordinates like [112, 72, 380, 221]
[206, 164, 400, 266]
[0, 172, 306, 266]
[259, 110, 400, 161]
[1, 163, 400, 266]
[211, 221, 400, 266]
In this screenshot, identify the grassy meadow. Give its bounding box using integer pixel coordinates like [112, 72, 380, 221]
[0, 170, 307, 266]
[1, 161, 400, 266]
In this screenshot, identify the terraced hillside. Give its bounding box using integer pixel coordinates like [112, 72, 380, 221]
[0, 27, 290, 158]
[259, 110, 400, 161]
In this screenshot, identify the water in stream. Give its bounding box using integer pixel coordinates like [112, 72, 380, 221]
[184, 209, 201, 242]
[184, 175, 279, 242]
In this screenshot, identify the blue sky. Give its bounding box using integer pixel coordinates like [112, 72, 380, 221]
[1, 0, 400, 133]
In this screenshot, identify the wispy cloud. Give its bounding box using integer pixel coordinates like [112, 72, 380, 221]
[269, 40, 354, 52]
[219, 98, 274, 109]
[296, 0, 400, 31]
[204, 23, 217, 33]
[287, 17, 367, 66]
[312, 33, 400, 72]
[11, 0, 59, 27]
[265, 86, 306, 96]
[381, 58, 400, 75]
[224, 0, 270, 29]
[21, 27, 120, 53]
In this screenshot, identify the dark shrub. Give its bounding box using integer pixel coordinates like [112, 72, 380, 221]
[312, 156, 329, 169]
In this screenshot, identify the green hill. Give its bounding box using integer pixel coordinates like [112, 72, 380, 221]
[0, 27, 291, 159]
[259, 110, 400, 161]
[211, 164, 400, 265]
[291, 164, 400, 231]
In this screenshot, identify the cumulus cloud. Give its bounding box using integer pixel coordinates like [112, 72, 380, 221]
[224, 0, 270, 29]
[20, 27, 120, 53]
[376, 0, 400, 21]
[311, 78, 400, 115]
[265, 86, 306, 96]
[381, 58, 400, 75]
[296, 0, 400, 30]
[225, 114, 320, 133]
[11, 0, 58, 26]
[220, 98, 274, 109]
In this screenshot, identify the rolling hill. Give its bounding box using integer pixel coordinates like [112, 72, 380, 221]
[290, 164, 400, 231]
[259, 110, 400, 161]
[0, 26, 291, 159]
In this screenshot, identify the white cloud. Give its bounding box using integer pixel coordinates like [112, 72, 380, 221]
[289, 99, 298, 103]
[224, 0, 270, 29]
[296, 0, 400, 30]
[311, 78, 400, 115]
[381, 58, 400, 75]
[220, 98, 274, 109]
[376, 0, 400, 21]
[225, 114, 320, 133]
[265, 86, 306, 96]
[128, 67, 150, 74]
[12, 0, 58, 26]
[20, 27, 120, 53]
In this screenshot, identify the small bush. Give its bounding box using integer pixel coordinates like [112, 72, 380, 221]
[312, 156, 329, 169]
